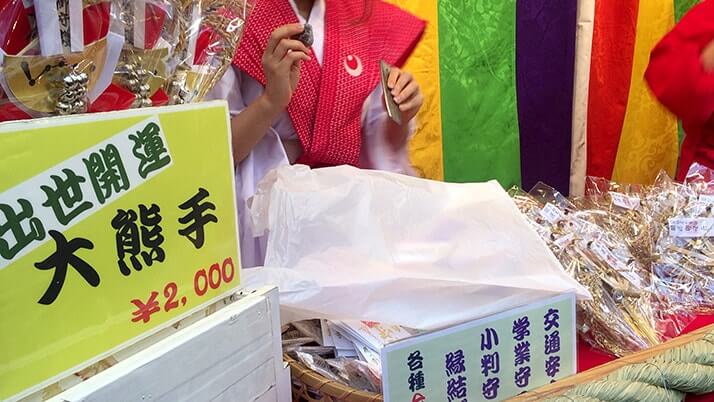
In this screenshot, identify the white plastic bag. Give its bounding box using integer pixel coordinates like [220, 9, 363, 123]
[245, 165, 590, 330]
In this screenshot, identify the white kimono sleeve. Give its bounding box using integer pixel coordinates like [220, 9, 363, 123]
[360, 83, 417, 176]
[207, 66, 290, 268]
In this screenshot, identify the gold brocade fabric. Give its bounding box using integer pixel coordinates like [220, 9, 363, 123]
[385, 0, 443, 181]
[611, 1, 678, 185]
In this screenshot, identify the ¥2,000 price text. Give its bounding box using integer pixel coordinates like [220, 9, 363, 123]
[130, 256, 236, 324]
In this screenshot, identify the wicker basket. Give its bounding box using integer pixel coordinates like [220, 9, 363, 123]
[285, 354, 384, 402]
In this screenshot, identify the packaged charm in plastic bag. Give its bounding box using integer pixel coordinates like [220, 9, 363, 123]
[649, 166, 714, 314]
[110, 0, 181, 108]
[165, 0, 254, 105]
[512, 183, 669, 356]
[0, 0, 253, 121]
[0, 0, 120, 120]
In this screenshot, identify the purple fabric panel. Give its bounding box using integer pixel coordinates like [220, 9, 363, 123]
[516, 0, 577, 194]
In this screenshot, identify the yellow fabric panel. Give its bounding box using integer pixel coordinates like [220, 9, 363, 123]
[385, 0, 444, 180]
[611, 1, 678, 184]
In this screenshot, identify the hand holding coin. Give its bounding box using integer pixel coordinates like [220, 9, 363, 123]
[293, 24, 314, 47]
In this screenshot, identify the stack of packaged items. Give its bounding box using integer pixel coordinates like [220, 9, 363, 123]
[282, 319, 417, 393]
[510, 163, 714, 357]
[0, 0, 252, 122]
[510, 184, 671, 357]
[648, 167, 714, 314]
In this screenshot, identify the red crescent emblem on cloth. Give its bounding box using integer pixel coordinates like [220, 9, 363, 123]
[344, 55, 363, 77]
[412, 393, 426, 402]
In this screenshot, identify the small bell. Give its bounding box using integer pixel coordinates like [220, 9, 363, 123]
[56, 102, 71, 114]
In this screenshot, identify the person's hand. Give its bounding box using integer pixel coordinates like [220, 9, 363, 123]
[702, 39, 714, 73]
[261, 24, 311, 111]
[387, 67, 424, 123]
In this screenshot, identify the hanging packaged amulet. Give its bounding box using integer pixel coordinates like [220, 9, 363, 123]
[294, 23, 314, 47]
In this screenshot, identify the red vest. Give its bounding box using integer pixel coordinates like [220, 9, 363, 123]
[645, 0, 714, 181]
[233, 0, 425, 167]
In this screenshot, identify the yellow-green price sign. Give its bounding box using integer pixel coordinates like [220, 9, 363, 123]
[0, 101, 240, 400]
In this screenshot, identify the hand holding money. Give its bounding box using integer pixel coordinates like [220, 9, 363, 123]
[381, 61, 423, 125]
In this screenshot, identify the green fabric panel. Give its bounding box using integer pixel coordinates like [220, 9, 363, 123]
[675, 0, 698, 21]
[438, 0, 521, 188]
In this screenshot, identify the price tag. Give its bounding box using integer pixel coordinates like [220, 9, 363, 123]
[533, 224, 552, 241]
[567, 218, 588, 232]
[553, 233, 574, 249]
[619, 269, 645, 288]
[699, 194, 714, 205]
[590, 241, 610, 261]
[668, 218, 714, 238]
[540, 203, 564, 224]
[382, 294, 577, 402]
[0, 103, 241, 401]
[590, 241, 628, 271]
[687, 201, 710, 217]
[610, 192, 640, 210]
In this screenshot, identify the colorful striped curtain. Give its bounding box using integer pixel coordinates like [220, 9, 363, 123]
[390, 0, 701, 195]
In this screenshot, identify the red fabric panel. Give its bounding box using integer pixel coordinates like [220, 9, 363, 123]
[586, 0, 639, 179]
